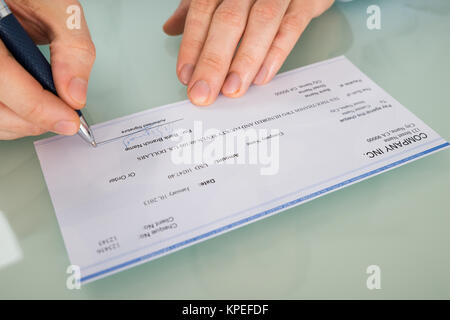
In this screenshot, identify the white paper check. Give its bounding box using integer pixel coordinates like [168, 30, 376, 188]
[35, 56, 449, 283]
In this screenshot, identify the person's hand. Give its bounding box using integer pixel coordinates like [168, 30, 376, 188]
[163, 0, 334, 106]
[0, 0, 95, 140]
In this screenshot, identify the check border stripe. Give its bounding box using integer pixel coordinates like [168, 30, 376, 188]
[81, 141, 449, 283]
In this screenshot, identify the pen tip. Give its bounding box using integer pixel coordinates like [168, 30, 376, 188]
[91, 140, 97, 148]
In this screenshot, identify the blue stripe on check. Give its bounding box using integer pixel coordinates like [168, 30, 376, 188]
[81, 141, 449, 282]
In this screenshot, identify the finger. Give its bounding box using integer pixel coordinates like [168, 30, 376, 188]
[253, 0, 326, 85]
[7, 0, 96, 110]
[221, 0, 290, 98]
[0, 102, 45, 137]
[163, 0, 192, 36]
[187, 0, 254, 105]
[176, 0, 221, 86]
[47, 1, 96, 110]
[0, 41, 80, 135]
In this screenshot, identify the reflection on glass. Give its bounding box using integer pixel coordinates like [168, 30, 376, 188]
[0, 211, 23, 269]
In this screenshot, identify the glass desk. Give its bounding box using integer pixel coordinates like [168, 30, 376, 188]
[0, 0, 449, 299]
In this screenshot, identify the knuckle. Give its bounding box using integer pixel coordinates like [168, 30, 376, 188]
[28, 126, 46, 136]
[269, 42, 288, 59]
[18, 123, 45, 137]
[185, 16, 204, 29]
[52, 37, 97, 64]
[214, 6, 245, 29]
[251, 1, 282, 23]
[182, 36, 204, 52]
[190, 0, 218, 15]
[281, 14, 307, 33]
[22, 99, 44, 121]
[200, 51, 225, 73]
[73, 37, 97, 61]
[236, 50, 257, 66]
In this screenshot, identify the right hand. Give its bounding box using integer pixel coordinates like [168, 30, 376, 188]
[0, 0, 96, 140]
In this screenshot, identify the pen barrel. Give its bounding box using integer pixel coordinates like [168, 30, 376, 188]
[0, 13, 82, 117]
[0, 14, 57, 95]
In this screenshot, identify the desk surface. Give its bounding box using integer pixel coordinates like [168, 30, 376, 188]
[0, 0, 449, 299]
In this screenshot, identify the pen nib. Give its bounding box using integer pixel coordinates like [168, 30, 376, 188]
[78, 115, 97, 148]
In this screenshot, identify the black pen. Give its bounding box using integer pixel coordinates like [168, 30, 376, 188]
[0, 1, 96, 147]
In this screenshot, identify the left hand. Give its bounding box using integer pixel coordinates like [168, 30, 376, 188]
[163, 0, 334, 106]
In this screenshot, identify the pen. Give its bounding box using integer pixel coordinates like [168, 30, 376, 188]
[0, 1, 96, 147]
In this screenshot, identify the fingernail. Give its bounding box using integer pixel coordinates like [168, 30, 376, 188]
[179, 64, 194, 85]
[68, 77, 88, 105]
[222, 72, 242, 95]
[54, 121, 78, 135]
[253, 65, 268, 85]
[189, 80, 210, 105]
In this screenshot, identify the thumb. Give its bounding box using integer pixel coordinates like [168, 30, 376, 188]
[163, 0, 191, 36]
[49, 4, 96, 109]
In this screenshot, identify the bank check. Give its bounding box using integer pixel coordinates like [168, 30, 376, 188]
[34, 56, 449, 283]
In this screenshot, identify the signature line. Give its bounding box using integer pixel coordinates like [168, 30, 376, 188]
[95, 118, 184, 146]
